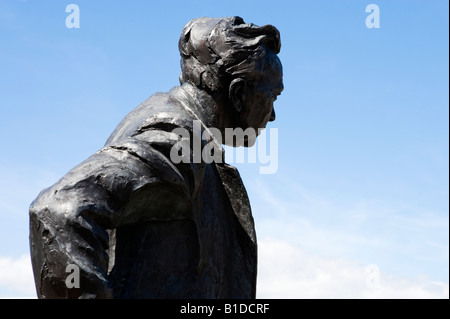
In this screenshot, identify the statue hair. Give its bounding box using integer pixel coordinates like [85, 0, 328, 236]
[178, 16, 281, 93]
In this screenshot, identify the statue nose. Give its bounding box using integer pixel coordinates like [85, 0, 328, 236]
[269, 108, 276, 121]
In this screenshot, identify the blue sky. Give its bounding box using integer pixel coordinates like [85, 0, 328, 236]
[0, 0, 448, 298]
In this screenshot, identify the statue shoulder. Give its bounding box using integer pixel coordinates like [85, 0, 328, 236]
[105, 87, 193, 146]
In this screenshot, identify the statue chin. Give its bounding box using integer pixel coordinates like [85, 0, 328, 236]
[222, 132, 259, 148]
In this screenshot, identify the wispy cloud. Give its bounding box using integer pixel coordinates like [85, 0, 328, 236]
[1, 249, 447, 299]
[0, 255, 36, 298]
[247, 175, 449, 284]
[257, 238, 449, 299]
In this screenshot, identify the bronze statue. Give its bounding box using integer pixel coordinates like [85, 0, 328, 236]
[29, 16, 283, 298]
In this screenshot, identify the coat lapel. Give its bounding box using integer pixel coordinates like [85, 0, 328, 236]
[215, 163, 256, 244]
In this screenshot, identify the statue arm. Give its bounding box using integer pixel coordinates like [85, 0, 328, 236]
[29, 136, 195, 298]
[29, 176, 118, 298]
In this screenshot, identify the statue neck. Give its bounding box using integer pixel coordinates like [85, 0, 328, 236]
[178, 83, 227, 132]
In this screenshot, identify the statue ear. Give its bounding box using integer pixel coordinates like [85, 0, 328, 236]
[229, 78, 245, 112]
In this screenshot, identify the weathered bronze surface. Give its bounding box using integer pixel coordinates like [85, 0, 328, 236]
[29, 16, 283, 299]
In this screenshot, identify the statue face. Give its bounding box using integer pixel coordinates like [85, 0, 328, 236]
[241, 54, 284, 132]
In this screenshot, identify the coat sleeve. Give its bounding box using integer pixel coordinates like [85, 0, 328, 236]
[29, 130, 197, 298]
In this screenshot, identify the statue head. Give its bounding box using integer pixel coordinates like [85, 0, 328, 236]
[178, 16, 283, 140]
